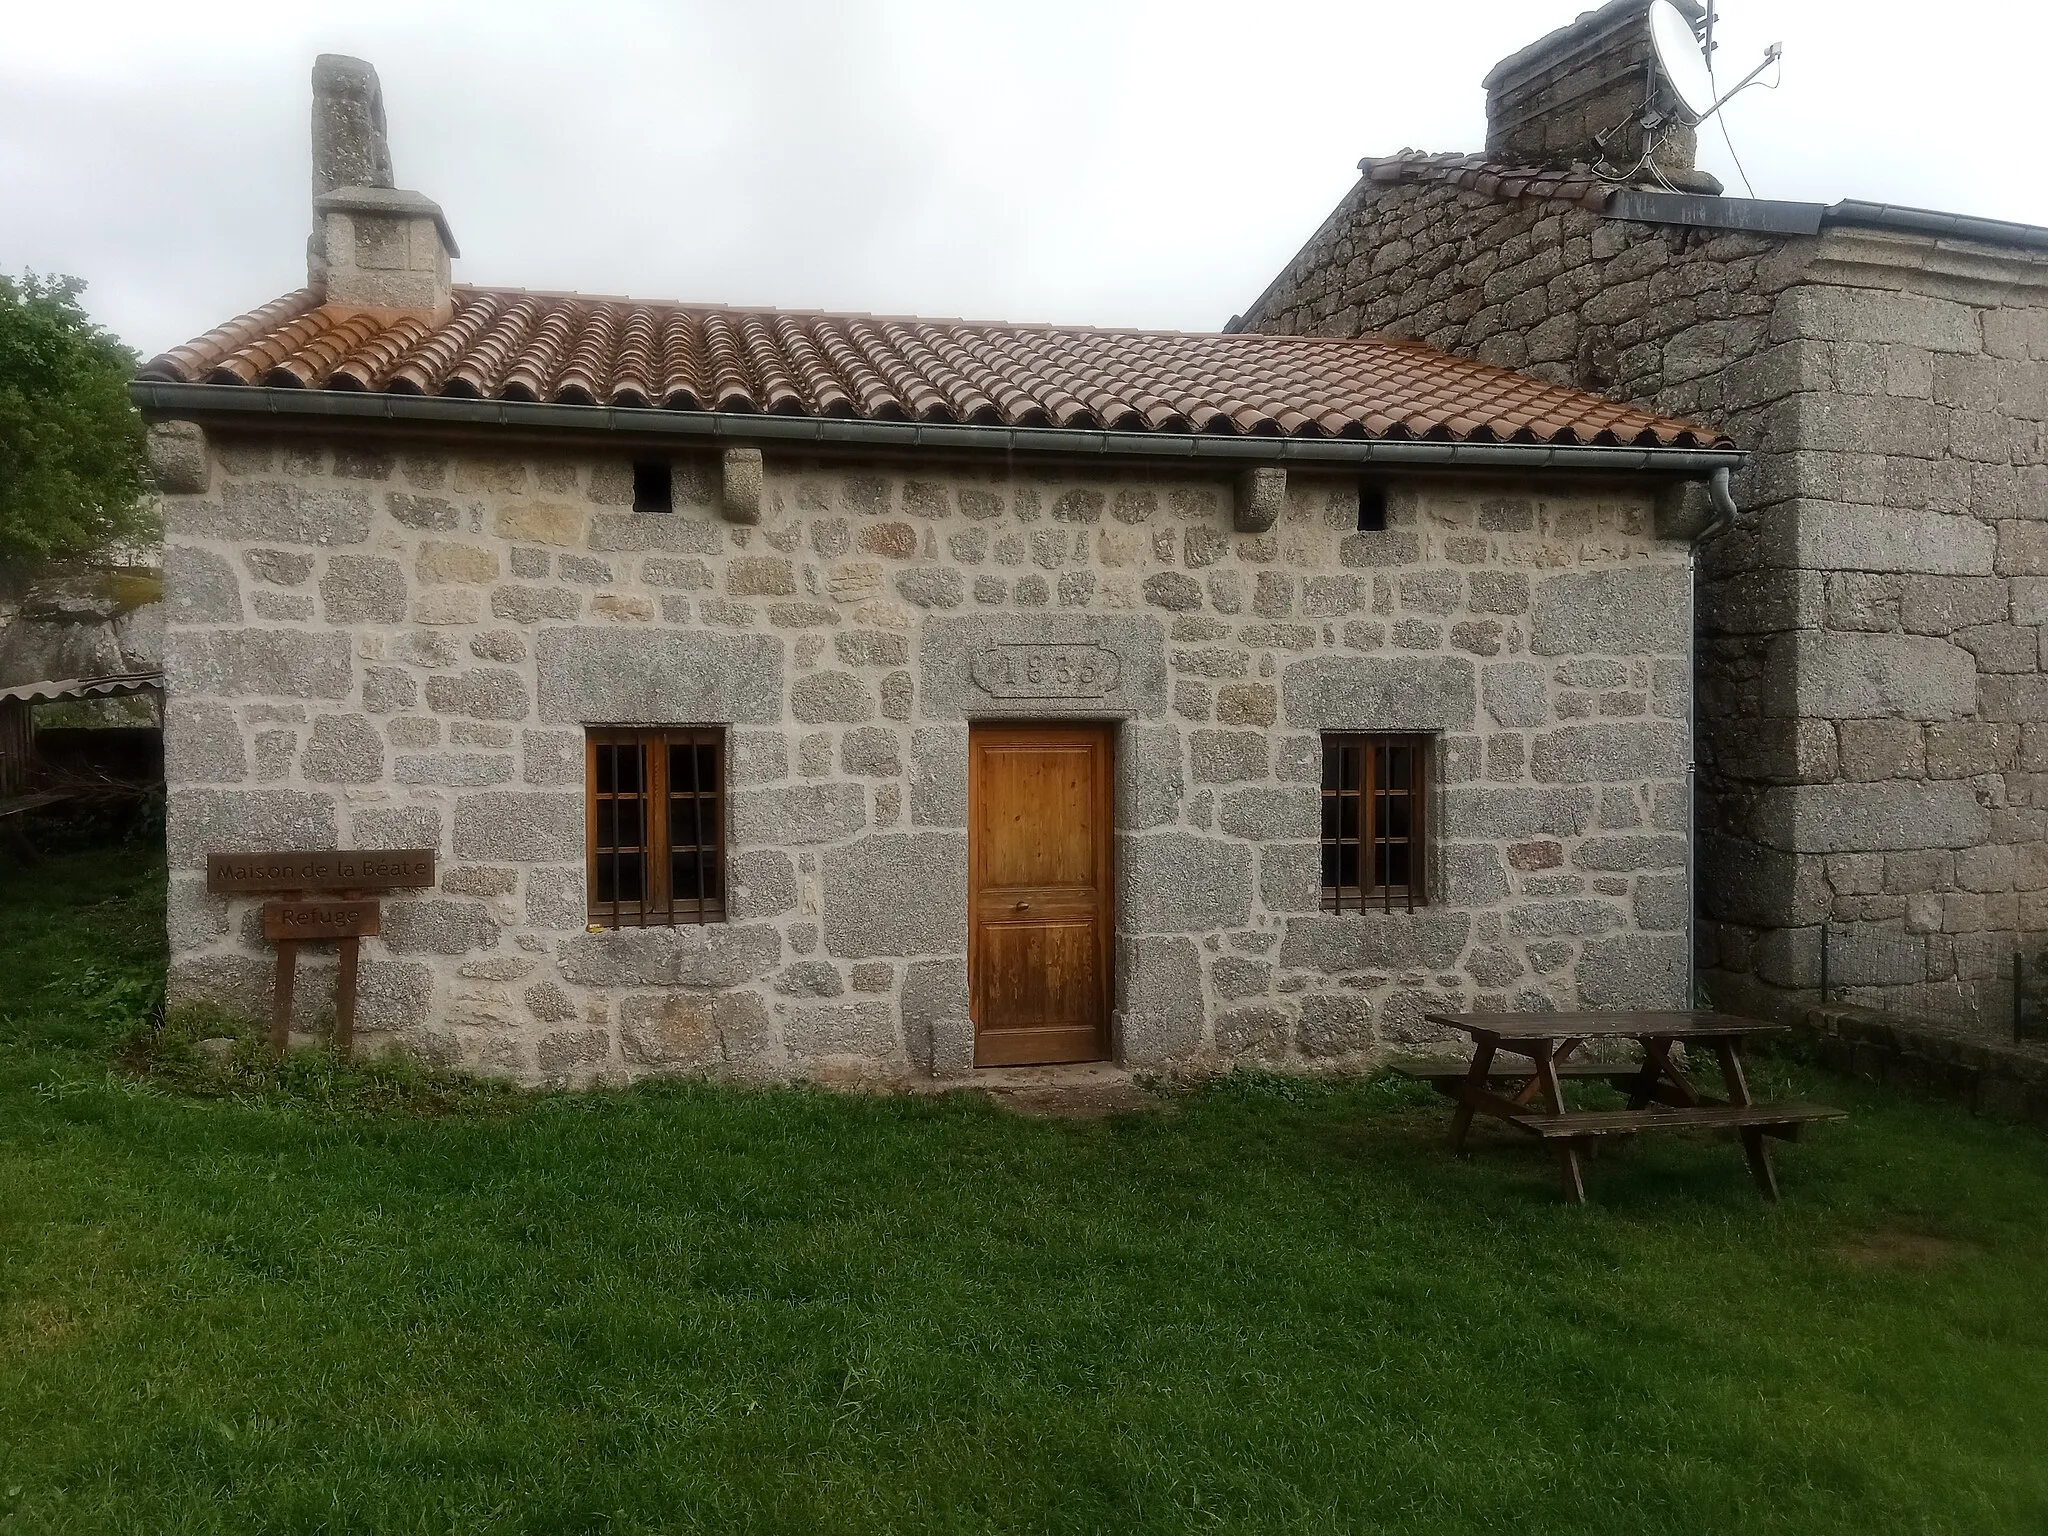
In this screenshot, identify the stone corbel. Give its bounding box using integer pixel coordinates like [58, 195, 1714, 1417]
[1235, 467, 1285, 533]
[720, 446, 763, 524]
[146, 420, 208, 495]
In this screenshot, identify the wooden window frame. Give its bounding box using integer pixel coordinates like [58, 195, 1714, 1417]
[1320, 732, 1429, 913]
[585, 727, 726, 928]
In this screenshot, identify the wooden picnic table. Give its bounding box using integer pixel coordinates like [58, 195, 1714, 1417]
[1404, 1010, 1845, 1204]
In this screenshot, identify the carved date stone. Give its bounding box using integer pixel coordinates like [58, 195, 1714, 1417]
[969, 644, 1122, 699]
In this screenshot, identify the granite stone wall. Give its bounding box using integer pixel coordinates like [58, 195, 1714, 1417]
[157, 429, 1693, 1083]
[1241, 171, 2048, 1023]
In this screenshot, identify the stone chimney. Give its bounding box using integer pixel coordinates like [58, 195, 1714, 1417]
[307, 55, 459, 318]
[1481, 0, 1720, 193]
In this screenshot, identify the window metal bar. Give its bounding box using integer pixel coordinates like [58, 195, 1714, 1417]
[699, 731, 714, 926]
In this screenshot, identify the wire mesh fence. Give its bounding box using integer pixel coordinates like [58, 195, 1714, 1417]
[1818, 923, 2047, 1047]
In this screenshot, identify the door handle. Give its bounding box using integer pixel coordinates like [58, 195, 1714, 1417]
[1014, 900, 1031, 911]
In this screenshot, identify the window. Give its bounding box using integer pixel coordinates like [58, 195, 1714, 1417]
[632, 461, 673, 513]
[1321, 733, 1428, 912]
[586, 728, 725, 927]
[1357, 486, 1389, 531]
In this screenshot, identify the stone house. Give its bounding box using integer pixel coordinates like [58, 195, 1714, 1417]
[1235, 0, 2048, 1025]
[133, 56, 1740, 1085]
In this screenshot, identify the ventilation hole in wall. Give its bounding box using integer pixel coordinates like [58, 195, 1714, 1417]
[1358, 487, 1388, 532]
[632, 461, 673, 513]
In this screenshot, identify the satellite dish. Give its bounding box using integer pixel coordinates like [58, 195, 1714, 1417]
[1648, 0, 1718, 120]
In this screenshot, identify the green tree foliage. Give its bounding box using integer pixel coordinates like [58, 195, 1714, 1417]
[0, 272, 152, 563]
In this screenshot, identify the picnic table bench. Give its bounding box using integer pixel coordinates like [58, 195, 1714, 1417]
[1403, 1011, 1846, 1204]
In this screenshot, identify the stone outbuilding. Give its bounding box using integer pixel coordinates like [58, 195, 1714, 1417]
[1235, 0, 2048, 1025]
[133, 56, 1742, 1084]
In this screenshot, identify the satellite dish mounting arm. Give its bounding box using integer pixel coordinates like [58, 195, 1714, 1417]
[1689, 42, 1782, 130]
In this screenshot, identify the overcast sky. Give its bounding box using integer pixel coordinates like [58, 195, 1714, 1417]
[6, 1, 2043, 362]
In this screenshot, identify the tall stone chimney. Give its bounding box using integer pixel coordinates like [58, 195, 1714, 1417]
[307, 55, 459, 318]
[1481, 0, 1720, 192]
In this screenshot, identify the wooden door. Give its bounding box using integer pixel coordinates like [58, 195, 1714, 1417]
[969, 724, 1114, 1067]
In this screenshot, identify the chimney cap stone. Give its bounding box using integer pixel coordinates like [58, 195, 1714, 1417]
[315, 185, 460, 259]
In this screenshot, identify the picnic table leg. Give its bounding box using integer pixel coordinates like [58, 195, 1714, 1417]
[1532, 1043, 1587, 1205]
[1559, 1138, 1590, 1204]
[1712, 1040, 1780, 1200]
[1739, 1130, 1781, 1200]
[1630, 1038, 1701, 1109]
[1449, 1040, 1497, 1155]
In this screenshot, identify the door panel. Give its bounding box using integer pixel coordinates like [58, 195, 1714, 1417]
[970, 724, 1113, 1066]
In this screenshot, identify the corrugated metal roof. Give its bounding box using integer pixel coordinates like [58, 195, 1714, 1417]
[0, 672, 163, 707]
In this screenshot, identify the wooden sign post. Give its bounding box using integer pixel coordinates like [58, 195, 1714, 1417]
[206, 850, 436, 1055]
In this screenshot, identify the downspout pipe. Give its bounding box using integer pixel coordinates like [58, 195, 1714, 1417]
[1702, 465, 1737, 540]
[1686, 464, 1738, 1007]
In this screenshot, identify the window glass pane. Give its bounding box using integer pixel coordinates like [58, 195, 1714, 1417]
[695, 743, 719, 793]
[1338, 745, 1361, 791]
[672, 850, 718, 901]
[612, 799, 642, 849]
[670, 794, 704, 851]
[616, 744, 643, 794]
[1337, 794, 1360, 842]
[1321, 794, 1340, 841]
[669, 742, 697, 793]
[1337, 841, 1360, 891]
[597, 851, 647, 903]
[1384, 842, 1410, 891]
[1321, 841, 1341, 890]
[595, 744, 617, 794]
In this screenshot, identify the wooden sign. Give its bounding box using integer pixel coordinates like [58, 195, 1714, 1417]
[262, 899, 382, 941]
[203, 848, 433, 1059]
[207, 849, 436, 894]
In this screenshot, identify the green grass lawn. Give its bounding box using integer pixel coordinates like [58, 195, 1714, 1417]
[2, 844, 2046, 1535]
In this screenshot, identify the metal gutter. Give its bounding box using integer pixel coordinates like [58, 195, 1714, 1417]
[1823, 200, 2048, 253]
[1605, 189, 2048, 253]
[129, 381, 1743, 476]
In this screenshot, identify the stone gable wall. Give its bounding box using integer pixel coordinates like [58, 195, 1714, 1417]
[1242, 175, 2048, 1025]
[159, 431, 1691, 1083]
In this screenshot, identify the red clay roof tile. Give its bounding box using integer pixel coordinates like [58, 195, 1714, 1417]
[1362, 150, 1619, 213]
[139, 283, 1729, 449]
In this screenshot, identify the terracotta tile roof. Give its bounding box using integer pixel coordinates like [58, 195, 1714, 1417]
[1360, 151, 1621, 213]
[140, 284, 1728, 449]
